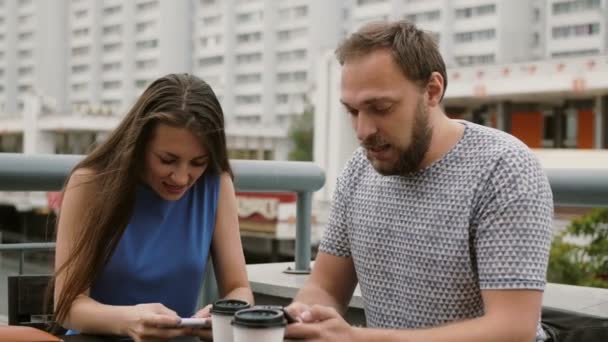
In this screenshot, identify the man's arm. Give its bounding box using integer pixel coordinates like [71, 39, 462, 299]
[354, 289, 542, 342]
[290, 251, 358, 316]
[287, 289, 542, 342]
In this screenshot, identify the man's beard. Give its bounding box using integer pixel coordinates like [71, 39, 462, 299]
[363, 100, 432, 176]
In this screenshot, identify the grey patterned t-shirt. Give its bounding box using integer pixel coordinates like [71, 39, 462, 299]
[319, 121, 553, 340]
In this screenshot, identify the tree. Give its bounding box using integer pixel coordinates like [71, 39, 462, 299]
[547, 208, 608, 288]
[288, 107, 314, 161]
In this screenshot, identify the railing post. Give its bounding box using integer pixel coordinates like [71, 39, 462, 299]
[19, 250, 25, 275]
[285, 191, 312, 274]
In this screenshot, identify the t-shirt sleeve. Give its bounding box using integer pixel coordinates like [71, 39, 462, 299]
[474, 148, 554, 290]
[319, 173, 352, 258]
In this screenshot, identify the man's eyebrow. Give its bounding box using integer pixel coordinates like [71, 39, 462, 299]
[362, 97, 394, 105]
[340, 97, 394, 108]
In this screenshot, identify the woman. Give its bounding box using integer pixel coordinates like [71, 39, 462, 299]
[53, 74, 253, 341]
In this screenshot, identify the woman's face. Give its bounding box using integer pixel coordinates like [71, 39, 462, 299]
[142, 123, 209, 201]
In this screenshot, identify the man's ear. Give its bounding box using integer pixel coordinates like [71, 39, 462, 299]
[426, 72, 444, 107]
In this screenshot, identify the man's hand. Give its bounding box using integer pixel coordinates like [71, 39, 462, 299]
[284, 301, 311, 322]
[285, 305, 357, 342]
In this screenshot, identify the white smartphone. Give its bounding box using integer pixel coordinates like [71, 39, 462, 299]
[177, 317, 212, 329]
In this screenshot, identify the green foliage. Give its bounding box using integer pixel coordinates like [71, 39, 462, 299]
[288, 108, 314, 161]
[547, 208, 608, 288]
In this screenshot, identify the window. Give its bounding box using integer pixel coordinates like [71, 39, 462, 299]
[235, 73, 261, 83]
[236, 95, 261, 104]
[276, 71, 307, 83]
[18, 84, 31, 92]
[293, 6, 308, 17]
[236, 52, 262, 64]
[72, 64, 89, 73]
[277, 28, 307, 41]
[103, 25, 122, 35]
[551, 49, 599, 58]
[135, 79, 150, 88]
[102, 62, 121, 71]
[102, 99, 121, 108]
[201, 15, 221, 26]
[454, 29, 496, 43]
[552, 23, 600, 39]
[18, 66, 33, 76]
[553, 0, 601, 14]
[200, 34, 221, 48]
[237, 11, 263, 23]
[103, 5, 121, 16]
[136, 39, 158, 50]
[455, 4, 496, 18]
[73, 27, 89, 37]
[136, 59, 157, 69]
[17, 49, 32, 58]
[103, 80, 121, 90]
[236, 32, 262, 43]
[198, 56, 224, 67]
[136, 21, 155, 33]
[277, 49, 307, 63]
[454, 54, 495, 66]
[74, 9, 88, 18]
[71, 82, 88, 92]
[103, 42, 122, 53]
[276, 94, 288, 104]
[18, 31, 33, 40]
[72, 46, 90, 56]
[357, 0, 386, 5]
[137, 1, 158, 11]
[533, 8, 541, 22]
[404, 10, 440, 23]
[532, 32, 540, 47]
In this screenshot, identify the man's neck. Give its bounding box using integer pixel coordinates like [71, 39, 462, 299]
[419, 111, 465, 170]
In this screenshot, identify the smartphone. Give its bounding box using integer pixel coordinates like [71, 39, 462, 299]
[177, 317, 212, 329]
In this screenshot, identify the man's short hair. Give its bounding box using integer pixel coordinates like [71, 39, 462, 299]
[336, 20, 447, 101]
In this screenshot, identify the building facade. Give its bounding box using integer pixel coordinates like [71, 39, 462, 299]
[0, 0, 348, 160]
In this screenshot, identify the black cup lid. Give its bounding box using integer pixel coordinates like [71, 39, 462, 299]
[211, 299, 250, 315]
[231, 308, 286, 328]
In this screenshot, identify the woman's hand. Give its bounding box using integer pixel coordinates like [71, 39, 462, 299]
[189, 304, 213, 341]
[124, 303, 188, 342]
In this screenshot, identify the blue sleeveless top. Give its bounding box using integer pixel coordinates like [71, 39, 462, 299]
[89, 172, 220, 318]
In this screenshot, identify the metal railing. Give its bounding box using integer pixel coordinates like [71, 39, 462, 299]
[0, 153, 326, 274]
[2, 155, 608, 273]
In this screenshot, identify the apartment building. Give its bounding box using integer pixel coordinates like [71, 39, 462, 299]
[545, 0, 607, 58]
[194, 0, 345, 160]
[0, 0, 68, 116]
[68, 0, 192, 116]
[351, 0, 540, 67]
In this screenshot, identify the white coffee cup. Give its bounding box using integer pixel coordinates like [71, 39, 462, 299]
[232, 308, 286, 342]
[211, 299, 250, 342]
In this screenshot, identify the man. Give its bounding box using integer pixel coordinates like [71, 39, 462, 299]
[285, 20, 553, 341]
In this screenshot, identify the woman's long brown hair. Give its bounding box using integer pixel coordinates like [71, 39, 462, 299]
[52, 74, 232, 325]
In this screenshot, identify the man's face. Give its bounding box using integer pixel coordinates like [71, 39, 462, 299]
[340, 49, 432, 176]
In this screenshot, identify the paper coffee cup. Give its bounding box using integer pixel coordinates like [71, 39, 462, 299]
[232, 308, 286, 342]
[211, 299, 251, 342]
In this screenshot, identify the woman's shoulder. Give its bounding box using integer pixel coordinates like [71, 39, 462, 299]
[65, 167, 99, 194]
